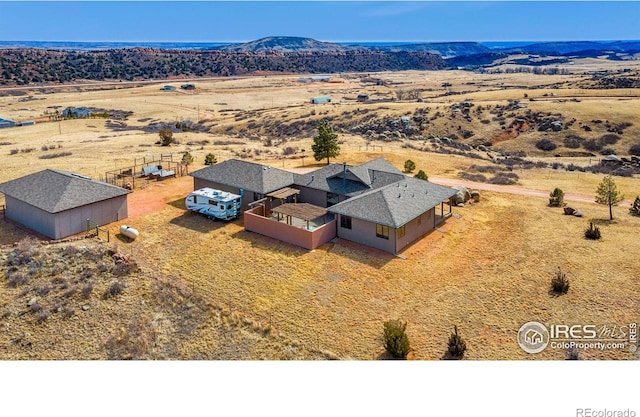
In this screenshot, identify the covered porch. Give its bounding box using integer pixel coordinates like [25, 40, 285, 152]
[435, 200, 453, 227]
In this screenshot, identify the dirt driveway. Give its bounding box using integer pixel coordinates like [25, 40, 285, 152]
[429, 176, 634, 206]
[127, 176, 192, 219]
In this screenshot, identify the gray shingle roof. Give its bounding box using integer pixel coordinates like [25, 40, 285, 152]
[293, 160, 404, 197]
[327, 177, 458, 228]
[0, 169, 130, 213]
[359, 157, 404, 175]
[189, 159, 294, 194]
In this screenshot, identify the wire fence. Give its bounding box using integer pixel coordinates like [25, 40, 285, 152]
[86, 219, 110, 242]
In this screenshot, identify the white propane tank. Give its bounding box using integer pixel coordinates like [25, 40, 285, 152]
[120, 225, 139, 240]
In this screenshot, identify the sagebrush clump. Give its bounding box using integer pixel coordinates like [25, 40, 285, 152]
[551, 267, 570, 295]
[584, 222, 601, 240]
[447, 325, 467, 359]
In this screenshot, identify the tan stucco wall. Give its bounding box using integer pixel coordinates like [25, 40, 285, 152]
[244, 207, 336, 250]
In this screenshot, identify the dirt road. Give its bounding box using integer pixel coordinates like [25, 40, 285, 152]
[429, 176, 634, 206]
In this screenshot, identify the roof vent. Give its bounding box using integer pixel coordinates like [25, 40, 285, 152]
[71, 173, 92, 180]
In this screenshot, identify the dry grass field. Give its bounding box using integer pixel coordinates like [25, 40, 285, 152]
[1, 67, 639, 360]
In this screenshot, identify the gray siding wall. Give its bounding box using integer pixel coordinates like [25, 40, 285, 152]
[193, 178, 255, 209]
[295, 186, 348, 208]
[5, 195, 127, 239]
[295, 186, 327, 207]
[56, 196, 128, 239]
[336, 215, 396, 253]
[5, 196, 56, 238]
[395, 207, 435, 252]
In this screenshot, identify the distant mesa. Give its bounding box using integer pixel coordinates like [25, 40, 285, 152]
[217, 36, 358, 53]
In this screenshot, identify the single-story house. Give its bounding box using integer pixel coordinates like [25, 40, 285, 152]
[0, 169, 130, 239]
[0, 118, 16, 128]
[189, 160, 294, 209]
[189, 158, 457, 254]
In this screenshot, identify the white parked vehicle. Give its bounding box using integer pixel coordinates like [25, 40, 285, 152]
[185, 188, 242, 221]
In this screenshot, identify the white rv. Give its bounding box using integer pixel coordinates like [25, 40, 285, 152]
[185, 188, 242, 221]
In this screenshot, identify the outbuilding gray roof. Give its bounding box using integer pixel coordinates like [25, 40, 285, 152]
[0, 169, 130, 213]
[189, 159, 294, 194]
[327, 177, 457, 228]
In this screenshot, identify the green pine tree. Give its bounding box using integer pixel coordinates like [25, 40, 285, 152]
[311, 119, 340, 165]
[414, 170, 428, 181]
[595, 175, 624, 220]
[204, 153, 217, 165]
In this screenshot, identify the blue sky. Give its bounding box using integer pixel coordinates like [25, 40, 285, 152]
[0, 1, 638, 43]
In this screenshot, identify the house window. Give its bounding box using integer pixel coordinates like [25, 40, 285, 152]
[376, 224, 389, 240]
[417, 215, 422, 226]
[397, 225, 405, 239]
[253, 192, 261, 201]
[340, 215, 352, 229]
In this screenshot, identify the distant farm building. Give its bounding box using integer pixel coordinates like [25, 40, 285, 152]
[311, 76, 330, 82]
[310, 96, 331, 104]
[181, 84, 196, 90]
[0, 170, 130, 239]
[0, 118, 16, 128]
[357, 94, 369, 102]
[62, 107, 92, 118]
[162, 85, 176, 91]
[19, 121, 36, 126]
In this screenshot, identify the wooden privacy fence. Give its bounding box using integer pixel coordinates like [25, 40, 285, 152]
[86, 219, 110, 242]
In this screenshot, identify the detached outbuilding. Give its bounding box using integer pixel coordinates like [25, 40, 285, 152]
[310, 96, 331, 104]
[0, 169, 130, 239]
[0, 118, 16, 128]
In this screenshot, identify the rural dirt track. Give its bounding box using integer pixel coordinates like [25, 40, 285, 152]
[429, 176, 634, 206]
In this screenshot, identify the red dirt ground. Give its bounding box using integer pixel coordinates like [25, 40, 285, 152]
[127, 176, 192, 219]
